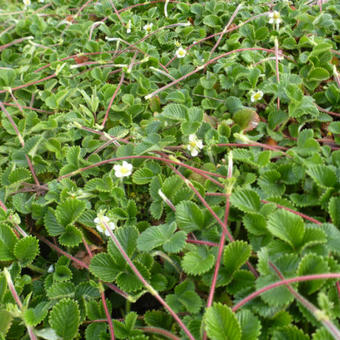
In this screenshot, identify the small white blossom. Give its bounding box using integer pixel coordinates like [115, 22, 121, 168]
[251, 90, 263, 102]
[187, 134, 203, 157]
[143, 23, 153, 34]
[23, 0, 31, 8]
[175, 47, 187, 59]
[126, 20, 132, 34]
[174, 40, 181, 48]
[269, 11, 282, 25]
[114, 161, 133, 178]
[47, 265, 54, 273]
[94, 215, 115, 236]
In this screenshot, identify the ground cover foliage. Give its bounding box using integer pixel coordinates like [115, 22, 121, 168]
[0, 0, 340, 339]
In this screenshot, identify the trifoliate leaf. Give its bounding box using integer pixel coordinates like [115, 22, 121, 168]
[55, 198, 86, 227]
[163, 230, 187, 253]
[175, 201, 204, 232]
[223, 241, 252, 278]
[166, 279, 202, 314]
[13, 236, 39, 266]
[89, 253, 120, 282]
[0, 223, 17, 261]
[204, 303, 241, 340]
[182, 245, 215, 276]
[267, 209, 305, 250]
[237, 309, 261, 340]
[230, 189, 261, 214]
[49, 298, 80, 340]
[297, 253, 329, 294]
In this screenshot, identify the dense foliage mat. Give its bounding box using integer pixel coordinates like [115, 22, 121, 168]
[0, 0, 340, 339]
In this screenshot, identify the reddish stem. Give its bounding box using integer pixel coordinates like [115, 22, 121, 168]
[216, 143, 288, 152]
[232, 273, 340, 312]
[0, 36, 33, 52]
[105, 225, 195, 340]
[186, 238, 219, 247]
[100, 285, 115, 340]
[316, 105, 340, 118]
[102, 72, 125, 128]
[0, 74, 57, 93]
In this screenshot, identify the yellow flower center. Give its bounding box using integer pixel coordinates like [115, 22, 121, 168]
[254, 92, 262, 100]
[189, 141, 197, 148]
[120, 167, 130, 175]
[179, 50, 185, 56]
[273, 12, 280, 20]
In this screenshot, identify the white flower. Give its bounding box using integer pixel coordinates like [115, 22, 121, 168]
[126, 20, 132, 34]
[23, 0, 31, 8]
[114, 161, 133, 178]
[39, 0, 44, 2]
[187, 134, 203, 157]
[94, 215, 115, 236]
[143, 23, 153, 34]
[47, 265, 54, 273]
[251, 90, 263, 102]
[269, 11, 282, 25]
[175, 47, 187, 59]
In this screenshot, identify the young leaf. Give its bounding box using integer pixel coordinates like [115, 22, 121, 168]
[13, 236, 39, 266]
[44, 208, 65, 236]
[23, 302, 51, 326]
[59, 225, 83, 247]
[204, 303, 241, 340]
[49, 298, 80, 340]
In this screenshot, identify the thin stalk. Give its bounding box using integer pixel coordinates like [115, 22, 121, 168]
[102, 72, 125, 127]
[108, 0, 125, 26]
[0, 200, 28, 237]
[0, 101, 40, 186]
[56, 155, 226, 181]
[139, 327, 181, 340]
[316, 105, 340, 118]
[186, 239, 219, 247]
[99, 282, 115, 340]
[0, 36, 33, 52]
[269, 262, 340, 340]
[37, 235, 129, 299]
[216, 142, 288, 152]
[232, 273, 340, 312]
[145, 47, 280, 99]
[274, 37, 280, 110]
[3, 268, 37, 340]
[104, 223, 195, 340]
[0, 73, 57, 94]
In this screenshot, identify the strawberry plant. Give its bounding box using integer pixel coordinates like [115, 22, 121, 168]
[0, 0, 340, 339]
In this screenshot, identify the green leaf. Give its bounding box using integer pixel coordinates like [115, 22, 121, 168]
[307, 165, 337, 188]
[144, 310, 172, 330]
[49, 298, 80, 340]
[23, 302, 51, 326]
[13, 236, 39, 266]
[44, 208, 65, 236]
[272, 325, 309, 340]
[55, 198, 86, 227]
[8, 168, 31, 185]
[321, 223, 340, 253]
[267, 209, 305, 249]
[329, 197, 340, 227]
[203, 15, 221, 28]
[53, 265, 73, 282]
[0, 223, 17, 261]
[47, 282, 75, 299]
[308, 67, 330, 81]
[137, 222, 186, 253]
[297, 254, 329, 294]
[161, 103, 187, 121]
[176, 201, 204, 232]
[237, 310, 261, 340]
[132, 168, 154, 185]
[0, 310, 13, 338]
[59, 225, 83, 247]
[166, 279, 202, 314]
[230, 189, 261, 214]
[116, 261, 150, 292]
[328, 122, 340, 134]
[89, 253, 120, 282]
[182, 246, 215, 275]
[204, 303, 241, 340]
[223, 241, 252, 279]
